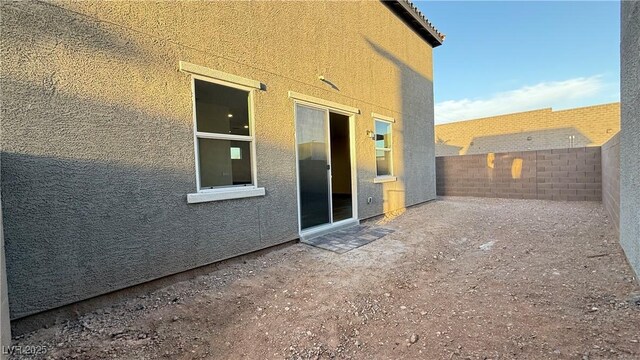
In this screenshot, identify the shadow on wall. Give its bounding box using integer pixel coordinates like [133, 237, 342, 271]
[1, 0, 437, 323]
[0, 149, 287, 319]
[2, 1, 143, 60]
[435, 137, 463, 156]
[364, 37, 436, 216]
[462, 127, 593, 155]
[1, 1, 303, 322]
[0, 75, 299, 320]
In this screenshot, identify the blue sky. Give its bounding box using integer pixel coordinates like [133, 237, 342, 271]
[415, 1, 621, 124]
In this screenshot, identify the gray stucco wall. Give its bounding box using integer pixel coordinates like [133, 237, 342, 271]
[620, 0, 640, 280]
[0, 1, 437, 318]
[1, 193, 9, 358]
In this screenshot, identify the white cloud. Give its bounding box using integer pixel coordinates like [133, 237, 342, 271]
[435, 76, 605, 124]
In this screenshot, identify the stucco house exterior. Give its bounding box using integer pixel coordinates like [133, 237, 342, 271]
[0, 0, 443, 324]
[620, 0, 640, 283]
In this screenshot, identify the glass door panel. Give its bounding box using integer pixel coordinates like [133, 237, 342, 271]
[296, 104, 331, 230]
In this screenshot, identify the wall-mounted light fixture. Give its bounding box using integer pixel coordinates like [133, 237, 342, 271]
[318, 75, 340, 91]
[366, 130, 376, 140]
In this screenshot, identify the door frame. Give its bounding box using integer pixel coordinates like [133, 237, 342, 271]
[290, 93, 359, 239]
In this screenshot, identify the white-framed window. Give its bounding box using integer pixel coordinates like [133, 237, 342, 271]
[373, 116, 396, 182]
[180, 61, 265, 203]
[193, 76, 255, 190]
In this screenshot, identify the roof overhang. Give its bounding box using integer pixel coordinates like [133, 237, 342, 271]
[383, 0, 445, 48]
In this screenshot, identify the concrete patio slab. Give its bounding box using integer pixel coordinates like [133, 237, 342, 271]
[301, 225, 395, 253]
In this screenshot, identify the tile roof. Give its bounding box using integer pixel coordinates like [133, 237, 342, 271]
[384, 0, 445, 47]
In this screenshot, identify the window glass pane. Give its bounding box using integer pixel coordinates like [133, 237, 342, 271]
[375, 120, 391, 149]
[296, 104, 330, 229]
[297, 106, 328, 161]
[194, 79, 250, 136]
[198, 139, 252, 188]
[376, 149, 391, 176]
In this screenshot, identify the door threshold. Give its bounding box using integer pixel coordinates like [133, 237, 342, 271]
[300, 218, 360, 242]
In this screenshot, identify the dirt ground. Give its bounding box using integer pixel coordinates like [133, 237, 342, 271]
[11, 197, 640, 359]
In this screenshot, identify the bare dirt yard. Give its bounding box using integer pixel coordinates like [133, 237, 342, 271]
[11, 197, 640, 359]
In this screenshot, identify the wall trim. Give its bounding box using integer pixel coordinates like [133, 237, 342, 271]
[372, 112, 396, 123]
[187, 187, 265, 204]
[288, 91, 360, 114]
[179, 61, 261, 89]
[374, 175, 397, 183]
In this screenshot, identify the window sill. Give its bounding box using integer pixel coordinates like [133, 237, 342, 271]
[373, 176, 397, 184]
[187, 187, 265, 204]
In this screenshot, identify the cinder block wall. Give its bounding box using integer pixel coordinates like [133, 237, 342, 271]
[436, 151, 538, 199]
[601, 133, 620, 235]
[435, 103, 620, 156]
[436, 148, 602, 201]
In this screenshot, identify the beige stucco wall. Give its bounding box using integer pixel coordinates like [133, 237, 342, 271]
[435, 103, 620, 156]
[1, 1, 437, 318]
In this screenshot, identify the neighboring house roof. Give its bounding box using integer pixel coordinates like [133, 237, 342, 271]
[383, 0, 445, 47]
